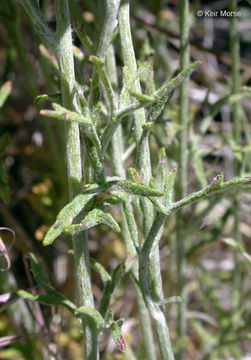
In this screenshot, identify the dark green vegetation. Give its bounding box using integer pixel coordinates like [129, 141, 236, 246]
[0, 0, 250, 359]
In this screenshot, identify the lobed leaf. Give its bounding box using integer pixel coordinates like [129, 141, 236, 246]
[43, 184, 103, 245]
[43, 178, 161, 246]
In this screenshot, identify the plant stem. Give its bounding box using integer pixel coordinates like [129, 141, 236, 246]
[176, 0, 190, 357]
[139, 213, 174, 360]
[118, 0, 146, 141]
[118, 2, 175, 358]
[106, 44, 157, 360]
[229, 0, 241, 175]
[229, 0, 242, 310]
[54, 1, 98, 358]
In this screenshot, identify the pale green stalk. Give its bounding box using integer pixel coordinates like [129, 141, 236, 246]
[106, 44, 157, 360]
[119, 1, 173, 358]
[139, 213, 174, 360]
[89, 0, 120, 107]
[54, 1, 98, 359]
[176, 0, 190, 357]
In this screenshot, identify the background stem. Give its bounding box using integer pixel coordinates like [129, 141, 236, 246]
[229, 0, 242, 310]
[176, 0, 190, 358]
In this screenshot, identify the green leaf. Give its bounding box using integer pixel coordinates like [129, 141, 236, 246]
[43, 183, 103, 245]
[111, 318, 125, 352]
[154, 61, 201, 100]
[29, 253, 51, 289]
[158, 296, 184, 306]
[99, 263, 125, 317]
[90, 258, 111, 284]
[34, 93, 61, 105]
[83, 209, 120, 232]
[113, 179, 163, 197]
[110, 263, 125, 292]
[105, 309, 114, 328]
[65, 209, 121, 234]
[150, 167, 176, 212]
[0, 81, 12, 108]
[74, 22, 93, 51]
[17, 289, 76, 314]
[20, 0, 55, 45]
[73, 45, 84, 62]
[27, 254, 76, 313]
[161, 176, 251, 216]
[120, 62, 149, 106]
[128, 168, 143, 183]
[40, 102, 92, 126]
[44, 178, 163, 246]
[163, 168, 177, 206]
[129, 61, 201, 122]
[75, 306, 105, 330]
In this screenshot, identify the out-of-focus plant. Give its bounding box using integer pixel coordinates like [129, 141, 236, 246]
[0, 81, 12, 204]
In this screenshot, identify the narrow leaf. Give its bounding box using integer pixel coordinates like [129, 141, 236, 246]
[111, 263, 125, 292]
[65, 209, 121, 234]
[158, 296, 184, 306]
[111, 318, 125, 352]
[0, 81, 12, 108]
[17, 289, 76, 314]
[113, 180, 163, 197]
[34, 93, 61, 105]
[28, 254, 76, 312]
[75, 306, 105, 329]
[90, 258, 111, 284]
[40, 102, 92, 126]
